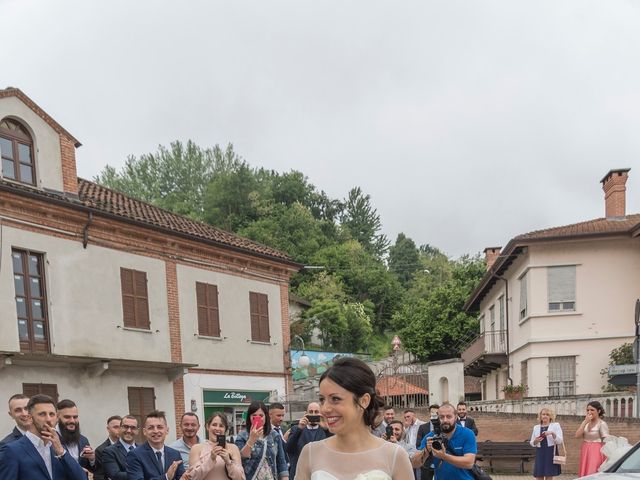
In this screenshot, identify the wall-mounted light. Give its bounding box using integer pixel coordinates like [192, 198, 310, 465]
[190, 399, 197, 412]
[291, 335, 310, 368]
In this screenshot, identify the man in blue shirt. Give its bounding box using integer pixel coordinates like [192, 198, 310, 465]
[413, 403, 476, 480]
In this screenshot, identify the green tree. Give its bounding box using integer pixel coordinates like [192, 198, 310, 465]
[394, 254, 485, 360]
[340, 187, 389, 258]
[303, 299, 372, 352]
[94, 141, 242, 220]
[388, 233, 422, 287]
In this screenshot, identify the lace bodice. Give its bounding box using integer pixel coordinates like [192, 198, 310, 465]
[294, 439, 413, 480]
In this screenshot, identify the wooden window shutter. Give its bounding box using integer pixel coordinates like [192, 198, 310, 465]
[23, 383, 59, 403]
[249, 292, 269, 342]
[128, 386, 156, 443]
[134, 270, 150, 329]
[196, 282, 220, 337]
[120, 268, 150, 329]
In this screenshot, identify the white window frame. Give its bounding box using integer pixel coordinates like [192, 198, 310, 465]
[547, 265, 576, 312]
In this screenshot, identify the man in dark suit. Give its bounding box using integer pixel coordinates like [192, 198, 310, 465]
[416, 404, 439, 480]
[93, 415, 122, 480]
[57, 399, 96, 474]
[1, 393, 31, 446]
[103, 415, 139, 480]
[456, 402, 478, 436]
[286, 402, 329, 479]
[126, 410, 185, 480]
[0, 394, 86, 480]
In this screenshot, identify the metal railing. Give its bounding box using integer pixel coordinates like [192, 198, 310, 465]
[461, 330, 507, 364]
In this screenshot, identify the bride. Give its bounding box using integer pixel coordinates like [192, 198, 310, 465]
[294, 357, 413, 480]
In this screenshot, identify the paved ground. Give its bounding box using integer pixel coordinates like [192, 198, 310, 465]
[492, 475, 576, 480]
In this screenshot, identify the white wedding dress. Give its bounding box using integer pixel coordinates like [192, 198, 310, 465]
[295, 439, 413, 480]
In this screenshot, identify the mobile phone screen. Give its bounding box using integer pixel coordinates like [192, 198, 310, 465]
[216, 434, 226, 448]
[252, 416, 264, 429]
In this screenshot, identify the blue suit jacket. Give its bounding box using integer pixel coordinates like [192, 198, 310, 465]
[0, 434, 86, 480]
[0, 426, 24, 446]
[126, 442, 185, 480]
[102, 441, 135, 480]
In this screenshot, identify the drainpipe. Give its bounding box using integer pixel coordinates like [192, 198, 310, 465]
[497, 276, 512, 386]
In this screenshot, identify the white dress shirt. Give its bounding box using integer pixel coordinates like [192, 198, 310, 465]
[26, 431, 53, 479]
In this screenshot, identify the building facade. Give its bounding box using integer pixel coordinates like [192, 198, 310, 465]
[0, 88, 300, 443]
[462, 169, 639, 405]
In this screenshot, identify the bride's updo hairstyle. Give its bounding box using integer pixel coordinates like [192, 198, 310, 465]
[319, 356, 384, 427]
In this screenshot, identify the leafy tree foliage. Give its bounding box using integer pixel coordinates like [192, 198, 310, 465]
[340, 187, 389, 258]
[388, 233, 422, 286]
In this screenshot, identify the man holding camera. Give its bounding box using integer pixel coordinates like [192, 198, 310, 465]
[285, 402, 329, 479]
[414, 403, 477, 480]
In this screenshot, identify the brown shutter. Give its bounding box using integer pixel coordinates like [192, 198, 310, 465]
[249, 292, 269, 342]
[258, 294, 270, 342]
[249, 292, 260, 341]
[128, 386, 156, 443]
[134, 271, 150, 329]
[120, 268, 136, 327]
[23, 383, 59, 403]
[207, 284, 220, 337]
[196, 282, 209, 335]
[121, 268, 150, 329]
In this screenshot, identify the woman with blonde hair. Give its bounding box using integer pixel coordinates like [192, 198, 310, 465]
[575, 401, 609, 476]
[530, 407, 564, 480]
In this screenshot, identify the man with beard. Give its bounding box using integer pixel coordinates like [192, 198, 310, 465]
[0, 394, 86, 479]
[93, 415, 122, 480]
[285, 402, 329, 479]
[102, 415, 139, 480]
[456, 402, 478, 436]
[168, 412, 201, 468]
[414, 403, 477, 480]
[372, 405, 396, 438]
[57, 399, 95, 474]
[1, 393, 32, 445]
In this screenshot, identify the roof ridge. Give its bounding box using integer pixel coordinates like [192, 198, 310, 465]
[516, 213, 640, 239]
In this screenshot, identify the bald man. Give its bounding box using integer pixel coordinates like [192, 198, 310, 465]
[285, 402, 330, 479]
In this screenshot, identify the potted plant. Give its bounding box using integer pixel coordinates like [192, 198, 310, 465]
[502, 383, 527, 400]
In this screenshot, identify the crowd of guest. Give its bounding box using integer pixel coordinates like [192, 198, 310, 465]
[0, 365, 615, 480]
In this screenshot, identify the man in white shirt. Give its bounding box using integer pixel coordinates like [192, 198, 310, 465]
[0, 393, 31, 445]
[0, 394, 86, 479]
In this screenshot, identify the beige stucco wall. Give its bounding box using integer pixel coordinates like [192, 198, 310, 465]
[177, 264, 285, 373]
[0, 225, 172, 361]
[476, 237, 638, 400]
[0, 96, 64, 192]
[0, 365, 175, 446]
[427, 359, 465, 405]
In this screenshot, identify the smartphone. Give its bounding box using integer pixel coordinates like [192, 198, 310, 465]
[216, 434, 226, 448]
[251, 416, 264, 430]
[385, 425, 394, 440]
[307, 415, 321, 423]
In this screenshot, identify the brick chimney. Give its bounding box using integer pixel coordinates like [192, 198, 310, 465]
[484, 247, 501, 271]
[600, 168, 631, 218]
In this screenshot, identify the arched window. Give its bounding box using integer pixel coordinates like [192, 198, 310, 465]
[0, 118, 35, 185]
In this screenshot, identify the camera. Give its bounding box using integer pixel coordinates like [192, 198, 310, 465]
[430, 414, 447, 452]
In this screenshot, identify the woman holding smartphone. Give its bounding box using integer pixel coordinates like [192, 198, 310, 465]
[235, 401, 288, 480]
[295, 357, 413, 480]
[529, 407, 563, 480]
[186, 413, 245, 480]
[576, 401, 609, 476]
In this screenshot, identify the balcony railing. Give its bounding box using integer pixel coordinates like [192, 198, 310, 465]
[461, 330, 507, 365]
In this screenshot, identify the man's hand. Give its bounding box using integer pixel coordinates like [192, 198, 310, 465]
[298, 416, 309, 430]
[42, 424, 65, 457]
[427, 438, 446, 460]
[81, 445, 96, 461]
[166, 460, 182, 480]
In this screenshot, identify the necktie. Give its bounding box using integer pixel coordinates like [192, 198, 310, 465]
[156, 450, 163, 472]
[130, 445, 135, 452]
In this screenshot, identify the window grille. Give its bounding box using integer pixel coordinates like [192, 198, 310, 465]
[548, 356, 575, 396]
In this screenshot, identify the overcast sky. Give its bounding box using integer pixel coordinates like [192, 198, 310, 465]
[3, 0, 640, 257]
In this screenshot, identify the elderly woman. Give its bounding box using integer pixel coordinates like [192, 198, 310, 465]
[530, 407, 564, 480]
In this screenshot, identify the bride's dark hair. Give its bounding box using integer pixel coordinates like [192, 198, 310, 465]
[319, 356, 384, 427]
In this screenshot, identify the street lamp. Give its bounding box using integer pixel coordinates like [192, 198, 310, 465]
[292, 335, 310, 368]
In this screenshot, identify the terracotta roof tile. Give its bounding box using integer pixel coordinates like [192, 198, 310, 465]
[0, 177, 295, 264]
[515, 214, 640, 240]
[77, 179, 294, 262]
[376, 376, 429, 396]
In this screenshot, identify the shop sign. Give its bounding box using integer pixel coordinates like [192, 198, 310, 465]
[203, 389, 271, 405]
